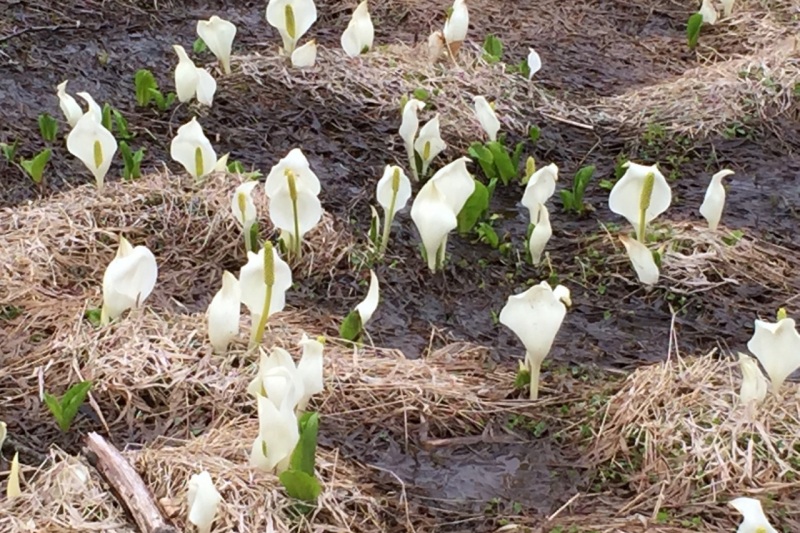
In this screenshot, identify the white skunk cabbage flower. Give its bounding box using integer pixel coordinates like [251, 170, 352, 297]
[608, 162, 671, 242]
[500, 281, 571, 400]
[521, 163, 558, 222]
[250, 387, 299, 473]
[341, 1, 374, 57]
[355, 270, 380, 325]
[239, 246, 293, 339]
[232, 180, 259, 252]
[528, 203, 552, 266]
[207, 271, 241, 354]
[297, 334, 324, 410]
[738, 352, 768, 406]
[473, 96, 500, 142]
[443, 0, 469, 57]
[414, 114, 447, 178]
[56, 81, 83, 127]
[721, 0, 735, 17]
[747, 315, 800, 393]
[619, 235, 659, 286]
[77, 92, 103, 122]
[410, 157, 474, 272]
[173, 45, 217, 106]
[187, 471, 221, 533]
[248, 349, 304, 409]
[729, 497, 778, 533]
[699, 0, 718, 24]
[291, 40, 317, 68]
[699, 169, 734, 231]
[66, 109, 117, 189]
[101, 237, 158, 325]
[264, 148, 322, 258]
[527, 48, 542, 79]
[427, 30, 446, 62]
[170, 117, 227, 181]
[376, 165, 412, 253]
[197, 16, 237, 75]
[399, 98, 426, 181]
[7, 452, 21, 499]
[266, 0, 318, 54]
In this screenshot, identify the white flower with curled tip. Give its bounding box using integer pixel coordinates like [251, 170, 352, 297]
[207, 271, 241, 354]
[414, 114, 447, 178]
[500, 281, 571, 400]
[266, 0, 318, 54]
[239, 246, 293, 339]
[232, 181, 259, 252]
[77, 92, 103, 121]
[738, 352, 768, 407]
[187, 471, 221, 533]
[729, 497, 778, 533]
[427, 30, 446, 62]
[443, 0, 469, 57]
[250, 386, 299, 474]
[170, 117, 228, 181]
[66, 108, 117, 189]
[608, 162, 671, 242]
[173, 45, 217, 105]
[699, 0, 718, 24]
[527, 48, 542, 79]
[721, 0, 735, 17]
[197, 16, 237, 75]
[356, 270, 380, 325]
[56, 81, 83, 127]
[248, 349, 305, 408]
[7, 452, 21, 499]
[747, 315, 800, 394]
[619, 235, 659, 286]
[699, 169, 734, 231]
[399, 98, 426, 181]
[473, 96, 500, 142]
[521, 163, 559, 222]
[376, 165, 412, 253]
[265, 148, 321, 198]
[101, 237, 158, 325]
[341, 1, 374, 57]
[528, 203, 552, 266]
[410, 157, 474, 272]
[291, 40, 317, 68]
[297, 334, 324, 410]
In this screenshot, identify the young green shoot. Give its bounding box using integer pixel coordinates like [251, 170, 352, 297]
[560, 165, 596, 215]
[20, 148, 52, 185]
[0, 140, 19, 162]
[482, 34, 503, 63]
[43, 381, 93, 432]
[279, 412, 322, 504]
[37, 113, 58, 142]
[119, 142, 145, 181]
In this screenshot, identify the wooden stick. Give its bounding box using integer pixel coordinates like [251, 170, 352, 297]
[84, 432, 178, 533]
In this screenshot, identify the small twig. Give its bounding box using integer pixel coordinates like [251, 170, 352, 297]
[0, 25, 64, 44]
[83, 433, 178, 533]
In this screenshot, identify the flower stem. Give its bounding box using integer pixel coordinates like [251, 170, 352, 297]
[527, 355, 542, 400]
[379, 170, 400, 255]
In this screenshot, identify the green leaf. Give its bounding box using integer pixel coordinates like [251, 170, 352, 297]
[514, 367, 531, 390]
[571, 165, 596, 207]
[44, 381, 92, 432]
[249, 222, 261, 254]
[43, 393, 64, 429]
[412, 88, 430, 102]
[511, 141, 525, 171]
[368, 209, 380, 246]
[487, 141, 516, 185]
[518, 59, 531, 79]
[279, 470, 322, 502]
[112, 109, 133, 140]
[134, 69, 157, 107]
[559, 190, 575, 212]
[20, 148, 52, 184]
[290, 412, 319, 476]
[482, 35, 503, 63]
[0, 140, 19, 162]
[687, 13, 704, 49]
[476, 222, 500, 248]
[84, 308, 102, 327]
[101, 103, 113, 131]
[227, 160, 245, 174]
[528, 125, 541, 143]
[193, 37, 208, 54]
[457, 180, 489, 234]
[37, 113, 58, 142]
[339, 310, 363, 342]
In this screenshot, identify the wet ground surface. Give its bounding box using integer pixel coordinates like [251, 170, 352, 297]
[2, 0, 800, 526]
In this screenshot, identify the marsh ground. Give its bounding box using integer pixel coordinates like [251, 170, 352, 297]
[1, 0, 799, 531]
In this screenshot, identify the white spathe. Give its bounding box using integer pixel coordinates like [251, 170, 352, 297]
[268, 181, 323, 244]
[250, 390, 300, 473]
[473, 96, 500, 142]
[266, 0, 318, 54]
[207, 271, 241, 353]
[248, 349, 305, 408]
[291, 40, 317, 68]
[355, 270, 380, 325]
[608, 162, 671, 236]
[297, 334, 324, 410]
[699, 169, 734, 231]
[738, 352, 768, 406]
[264, 148, 321, 198]
[399, 98, 426, 180]
[56, 81, 83, 127]
[729, 497, 778, 533]
[527, 48, 542, 79]
[197, 15, 237, 75]
[528, 203, 552, 266]
[341, 1, 374, 57]
[427, 30, 446, 62]
[187, 471, 222, 533]
[170, 117, 225, 180]
[619, 235, 659, 286]
[521, 163, 559, 222]
[376, 165, 412, 217]
[231, 181, 259, 230]
[101, 237, 158, 324]
[173, 45, 217, 106]
[7, 452, 21, 499]
[239, 246, 293, 323]
[746, 316, 800, 393]
[443, 0, 469, 54]
[414, 114, 447, 178]
[77, 92, 103, 121]
[700, 0, 718, 24]
[499, 281, 571, 400]
[721, 0, 735, 17]
[66, 109, 117, 189]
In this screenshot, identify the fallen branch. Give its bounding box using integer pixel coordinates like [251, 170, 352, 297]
[84, 432, 178, 533]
